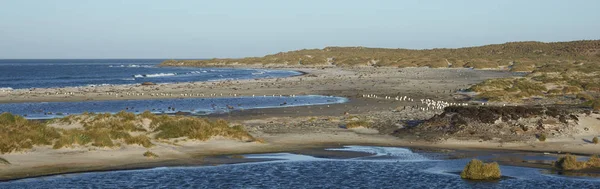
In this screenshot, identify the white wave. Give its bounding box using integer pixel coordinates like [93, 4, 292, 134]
[326, 146, 429, 161]
[0, 87, 13, 92]
[110, 64, 154, 68]
[85, 84, 113, 87]
[133, 73, 177, 78]
[244, 153, 322, 162]
[251, 71, 265, 75]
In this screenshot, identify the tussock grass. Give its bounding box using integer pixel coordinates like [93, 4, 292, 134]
[53, 129, 92, 149]
[593, 137, 599, 144]
[460, 159, 501, 180]
[125, 135, 154, 148]
[553, 154, 600, 170]
[140, 110, 155, 119]
[0, 157, 9, 165]
[1, 111, 255, 153]
[470, 78, 548, 102]
[143, 151, 159, 158]
[154, 118, 254, 141]
[0, 113, 61, 154]
[587, 155, 600, 168]
[538, 133, 547, 142]
[576, 93, 595, 101]
[115, 111, 136, 121]
[253, 138, 266, 143]
[592, 99, 600, 111]
[345, 120, 371, 129]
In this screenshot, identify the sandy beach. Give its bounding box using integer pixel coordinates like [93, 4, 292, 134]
[2, 66, 600, 181]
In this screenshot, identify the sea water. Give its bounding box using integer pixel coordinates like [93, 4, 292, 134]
[0, 59, 301, 89]
[1, 146, 599, 188]
[0, 95, 348, 119]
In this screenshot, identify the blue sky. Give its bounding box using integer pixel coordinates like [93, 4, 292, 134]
[0, 0, 599, 59]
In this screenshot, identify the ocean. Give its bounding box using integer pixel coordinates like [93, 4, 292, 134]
[1, 146, 599, 189]
[0, 59, 338, 118]
[0, 59, 301, 89]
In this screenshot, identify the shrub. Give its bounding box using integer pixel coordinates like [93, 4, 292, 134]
[345, 120, 370, 129]
[538, 133, 547, 142]
[562, 86, 581, 94]
[553, 154, 600, 170]
[588, 155, 600, 168]
[592, 99, 600, 111]
[1, 112, 255, 153]
[576, 93, 595, 101]
[140, 110, 155, 119]
[53, 129, 92, 149]
[554, 154, 587, 170]
[0, 157, 9, 165]
[547, 89, 562, 95]
[88, 129, 115, 147]
[143, 151, 159, 158]
[59, 115, 77, 124]
[0, 113, 61, 153]
[253, 138, 266, 143]
[154, 118, 254, 141]
[125, 135, 154, 148]
[109, 130, 131, 140]
[460, 159, 501, 180]
[594, 137, 599, 144]
[115, 111, 136, 121]
[0, 112, 16, 124]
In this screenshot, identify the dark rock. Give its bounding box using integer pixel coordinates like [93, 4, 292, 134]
[174, 111, 190, 116]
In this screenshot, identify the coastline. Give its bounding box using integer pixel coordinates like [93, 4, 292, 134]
[0, 66, 513, 104]
[2, 132, 595, 182]
[2, 65, 600, 182]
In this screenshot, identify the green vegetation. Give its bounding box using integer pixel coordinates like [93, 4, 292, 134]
[125, 135, 154, 148]
[591, 99, 600, 111]
[470, 78, 547, 102]
[594, 137, 599, 144]
[143, 151, 159, 158]
[153, 117, 254, 141]
[0, 111, 255, 154]
[162, 40, 600, 104]
[0, 112, 60, 154]
[460, 159, 502, 180]
[345, 120, 371, 129]
[470, 61, 600, 103]
[538, 133, 547, 142]
[0, 157, 9, 165]
[554, 154, 600, 171]
[161, 40, 600, 69]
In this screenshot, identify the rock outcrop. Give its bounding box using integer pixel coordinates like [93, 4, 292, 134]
[400, 105, 589, 141]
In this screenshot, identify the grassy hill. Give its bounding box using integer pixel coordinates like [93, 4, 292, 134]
[161, 40, 600, 72]
[161, 40, 600, 106]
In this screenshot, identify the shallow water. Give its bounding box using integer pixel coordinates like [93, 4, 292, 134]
[2, 146, 599, 189]
[0, 95, 348, 119]
[0, 59, 301, 89]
